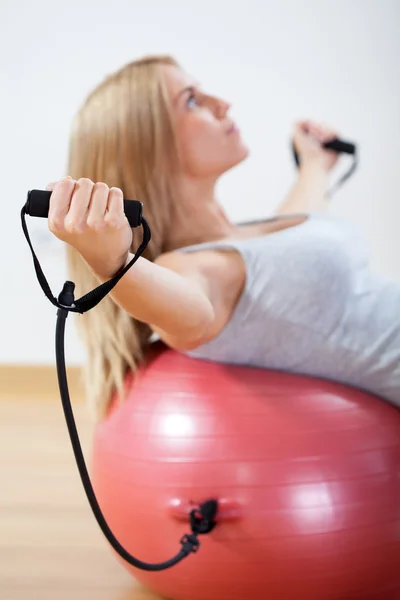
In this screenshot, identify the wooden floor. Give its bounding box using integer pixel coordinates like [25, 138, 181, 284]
[0, 390, 163, 600]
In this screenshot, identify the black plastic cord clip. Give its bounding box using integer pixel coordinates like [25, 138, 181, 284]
[180, 499, 218, 556]
[180, 533, 201, 555]
[190, 499, 218, 534]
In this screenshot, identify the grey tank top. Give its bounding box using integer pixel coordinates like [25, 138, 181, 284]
[173, 212, 400, 408]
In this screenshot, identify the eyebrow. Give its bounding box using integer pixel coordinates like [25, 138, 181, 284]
[174, 85, 197, 104]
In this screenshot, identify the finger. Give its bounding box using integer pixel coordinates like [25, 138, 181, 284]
[294, 120, 311, 135]
[106, 187, 126, 227]
[66, 178, 94, 232]
[292, 122, 310, 142]
[302, 119, 316, 133]
[86, 182, 110, 229]
[48, 178, 76, 231]
[313, 122, 339, 143]
[46, 175, 73, 192]
[306, 122, 325, 143]
[323, 128, 339, 142]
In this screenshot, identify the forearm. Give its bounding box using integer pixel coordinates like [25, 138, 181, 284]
[276, 162, 330, 215]
[87, 254, 214, 341]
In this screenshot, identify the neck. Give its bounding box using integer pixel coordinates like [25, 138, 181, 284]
[166, 176, 239, 251]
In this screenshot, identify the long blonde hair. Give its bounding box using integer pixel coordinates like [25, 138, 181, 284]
[66, 55, 181, 421]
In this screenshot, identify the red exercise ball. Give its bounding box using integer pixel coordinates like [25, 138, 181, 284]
[91, 343, 400, 600]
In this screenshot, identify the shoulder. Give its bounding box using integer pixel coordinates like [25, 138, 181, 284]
[154, 248, 246, 345]
[155, 247, 245, 297]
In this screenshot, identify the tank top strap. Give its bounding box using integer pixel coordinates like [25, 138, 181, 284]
[174, 212, 311, 256]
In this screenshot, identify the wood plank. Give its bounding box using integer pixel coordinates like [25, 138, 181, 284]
[0, 389, 164, 600]
[0, 365, 85, 401]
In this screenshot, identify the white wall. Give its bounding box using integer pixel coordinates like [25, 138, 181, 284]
[1, 0, 399, 365]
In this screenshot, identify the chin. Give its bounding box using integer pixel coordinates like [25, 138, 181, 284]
[225, 143, 250, 171]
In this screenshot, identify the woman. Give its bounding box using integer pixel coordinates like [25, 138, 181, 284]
[46, 55, 400, 419]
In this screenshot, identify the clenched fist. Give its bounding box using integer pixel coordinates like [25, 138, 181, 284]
[293, 120, 341, 172]
[46, 177, 133, 278]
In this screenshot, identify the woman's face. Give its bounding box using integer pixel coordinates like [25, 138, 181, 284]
[163, 65, 249, 179]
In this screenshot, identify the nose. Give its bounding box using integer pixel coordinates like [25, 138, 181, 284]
[205, 93, 231, 120]
[217, 98, 231, 119]
[209, 95, 230, 120]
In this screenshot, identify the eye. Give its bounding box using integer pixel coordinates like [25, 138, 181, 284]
[187, 93, 198, 109]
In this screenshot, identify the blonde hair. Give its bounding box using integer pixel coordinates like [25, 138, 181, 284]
[66, 55, 181, 421]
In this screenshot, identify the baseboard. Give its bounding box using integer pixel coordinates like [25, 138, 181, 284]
[0, 365, 85, 402]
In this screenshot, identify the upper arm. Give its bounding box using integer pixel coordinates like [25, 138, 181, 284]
[153, 249, 244, 350]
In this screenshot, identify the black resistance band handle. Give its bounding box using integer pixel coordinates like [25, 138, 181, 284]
[292, 137, 356, 167]
[324, 139, 356, 155]
[25, 189, 143, 228]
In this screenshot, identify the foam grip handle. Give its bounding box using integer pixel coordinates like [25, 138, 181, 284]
[24, 189, 143, 228]
[292, 137, 356, 167]
[323, 139, 356, 155]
